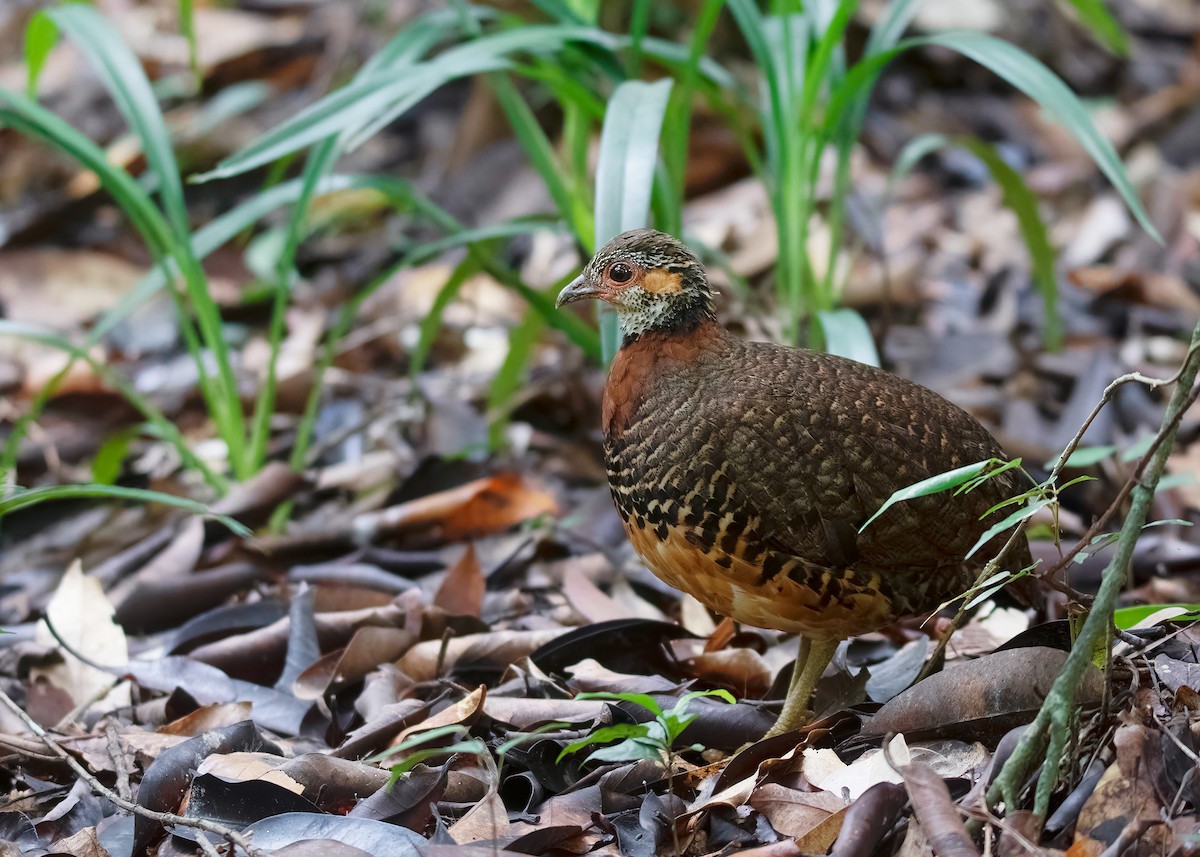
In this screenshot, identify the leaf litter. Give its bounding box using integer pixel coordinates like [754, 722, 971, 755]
[2, 1, 1200, 855]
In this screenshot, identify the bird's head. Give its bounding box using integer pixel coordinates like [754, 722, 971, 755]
[556, 228, 716, 340]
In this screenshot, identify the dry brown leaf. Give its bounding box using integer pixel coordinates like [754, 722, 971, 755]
[748, 783, 846, 846]
[1069, 265, 1200, 315]
[395, 629, 566, 683]
[294, 626, 417, 699]
[123, 7, 305, 75]
[686, 648, 773, 698]
[33, 560, 129, 716]
[391, 686, 486, 749]
[196, 751, 305, 795]
[160, 702, 254, 737]
[365, 474, 557, 542]
[0, 248, 143, 330]
[561, 560, 627, 624]
[860, 647, 1103, 743]
[434, 545, 485, 618]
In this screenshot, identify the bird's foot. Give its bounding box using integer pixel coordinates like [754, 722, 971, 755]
[760, 708, 814, 741]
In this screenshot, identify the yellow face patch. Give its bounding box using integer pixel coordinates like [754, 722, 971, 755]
[642, 267, 683, 295]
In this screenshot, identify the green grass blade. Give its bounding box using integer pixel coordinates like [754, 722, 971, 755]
[490, 72, 593, 245]
[864, 0, 925, 55]
[410, 257, 480, 381]
[41, 5, 249, 470]
[659, 0, 724, 236]
[178, 0, 200, 85]
[360, 6, 492, 75]
[405, 220, 562, 267]
[43, 6, 190, 241]
[921, 31, 1158, 242]
[802, 0, 858, 114]
[196, 54, 510, 182]
[0, 89, 172, 257]
[594, 79, 674, 361]
[199, 25, 620, 182]
[23, 12, 59, 97]
[488, 308, 544, 450]
[1059, 0, 1129, 56]
[861, 459, 996, 533]
[889, 132, 950, 185]
[0, 321, 226, 492]
[0, 484, 248, 535]
[959, 138, 1062, 351]
[967, 497, 1051, 559]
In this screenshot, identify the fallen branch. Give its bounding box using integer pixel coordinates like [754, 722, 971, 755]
[0, 686, 265, 857]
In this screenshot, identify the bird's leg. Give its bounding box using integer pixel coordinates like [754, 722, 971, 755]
[763, 637, 840, 739]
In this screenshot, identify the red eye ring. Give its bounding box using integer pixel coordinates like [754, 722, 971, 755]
[609, 262, 634, 284]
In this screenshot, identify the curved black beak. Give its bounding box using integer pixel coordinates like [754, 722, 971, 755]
[555, 274, 602, 308]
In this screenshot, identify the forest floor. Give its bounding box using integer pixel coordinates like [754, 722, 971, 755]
[2, 1, 1200, 855]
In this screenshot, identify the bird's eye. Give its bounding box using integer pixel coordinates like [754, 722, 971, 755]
[609, 262, 634, 284]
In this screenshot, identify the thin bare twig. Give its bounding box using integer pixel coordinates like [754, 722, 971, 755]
[1041, 378, 1200, 585]
[988, 319, 1200, 817]
[105, 721, 132, 804]
[0, 686, 266, 857]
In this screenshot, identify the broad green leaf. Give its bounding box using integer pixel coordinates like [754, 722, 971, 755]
[586, 737, 664, 763]
[1113, 604, 1200, 631]
[594, 78, 673, 361]
[574, 691, 664, 718]
[557, 722, 661, 762]
[817, 309, 879, 366]
[594, 80, 674, 246]
[860, 460, 995, 533]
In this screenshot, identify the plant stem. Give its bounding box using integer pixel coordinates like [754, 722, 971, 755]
[987, 318, 1200, 817]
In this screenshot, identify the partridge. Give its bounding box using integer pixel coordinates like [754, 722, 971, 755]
[558, 228, 1032, 738]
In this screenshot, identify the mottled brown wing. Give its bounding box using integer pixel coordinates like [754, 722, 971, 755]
[700, 342, 1024, 573]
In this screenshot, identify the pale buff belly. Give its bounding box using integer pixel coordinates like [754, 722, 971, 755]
[626, 522, 898, 640]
